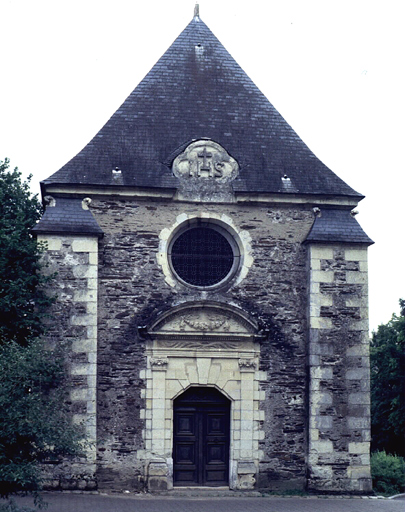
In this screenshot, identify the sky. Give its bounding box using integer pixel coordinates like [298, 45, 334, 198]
[1, 0, 404, 332]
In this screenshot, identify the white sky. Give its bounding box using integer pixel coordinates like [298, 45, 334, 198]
[1, 0, 404, 331]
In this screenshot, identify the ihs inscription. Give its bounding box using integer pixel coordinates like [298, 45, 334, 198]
[173, 140, 239, 182]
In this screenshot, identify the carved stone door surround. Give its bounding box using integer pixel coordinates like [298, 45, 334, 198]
[138, 302, 266, 491]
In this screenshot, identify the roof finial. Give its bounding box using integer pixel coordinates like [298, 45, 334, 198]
[194, 3, 200, 18]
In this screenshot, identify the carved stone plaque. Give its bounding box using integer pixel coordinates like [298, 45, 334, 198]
[157, 310, 245, 334]
[177, 313, 230, 332]
[149, 303, 257, 338]
[173, 140, 239, 182]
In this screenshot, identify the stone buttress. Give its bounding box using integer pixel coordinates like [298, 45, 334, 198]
[305, 209, 373, 492]
[33, 197, 102, 489]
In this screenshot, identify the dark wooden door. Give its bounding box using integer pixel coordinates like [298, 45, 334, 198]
[173, 387, 230, 486]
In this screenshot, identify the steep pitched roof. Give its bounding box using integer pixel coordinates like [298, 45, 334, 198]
[43, 14, 362, 199]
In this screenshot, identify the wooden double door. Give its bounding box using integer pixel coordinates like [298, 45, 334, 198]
[173, 387, 230, 486]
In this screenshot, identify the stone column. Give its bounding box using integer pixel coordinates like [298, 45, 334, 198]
[307, 244, 372, 493]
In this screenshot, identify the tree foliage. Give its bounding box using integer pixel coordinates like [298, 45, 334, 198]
[0, 159, 53, 345]
[0, 159, 85, 499]
[370, 299, 405, 456]
[0, 340, 85, 497]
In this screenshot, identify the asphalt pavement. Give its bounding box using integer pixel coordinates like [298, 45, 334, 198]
[11, 492, 405, 512]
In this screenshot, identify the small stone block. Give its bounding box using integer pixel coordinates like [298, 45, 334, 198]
[237, 461, 256, 474]
[72, 238, 98, 253]
[349, 442, 369, 454]
[43, 237, 62, 251]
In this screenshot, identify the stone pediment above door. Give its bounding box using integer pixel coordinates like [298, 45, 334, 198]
[147, 302, 259, 342]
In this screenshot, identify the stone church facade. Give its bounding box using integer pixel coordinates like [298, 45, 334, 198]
[33, 10, 373, 493]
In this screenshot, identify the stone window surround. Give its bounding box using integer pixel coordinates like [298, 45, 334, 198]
[168, 222, 240, 289]
[157, 212, 253, 289]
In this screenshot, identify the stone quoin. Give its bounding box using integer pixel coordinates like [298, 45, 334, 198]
[33, 6, 373, 494]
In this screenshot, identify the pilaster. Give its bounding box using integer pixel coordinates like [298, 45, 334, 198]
[307, 244, 372, 493]
[38, 234, 99, 486]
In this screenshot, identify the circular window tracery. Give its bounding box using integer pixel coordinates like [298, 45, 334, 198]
[168, 223, 240, 288]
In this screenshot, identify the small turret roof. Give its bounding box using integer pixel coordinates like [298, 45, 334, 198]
[32, 198, 103, 238]
[42, 14, 362, 199]
[305, 209, 373, 245]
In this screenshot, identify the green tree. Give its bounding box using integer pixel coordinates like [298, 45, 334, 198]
[0, 339, 85, 497]
[370, 299, 405, 456]
[0, 159, 53, 345]
[0, 159, 85, 501]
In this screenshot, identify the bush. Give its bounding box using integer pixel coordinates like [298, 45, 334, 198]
[0, 339, 85, 497]
[371, 451, 405, 495]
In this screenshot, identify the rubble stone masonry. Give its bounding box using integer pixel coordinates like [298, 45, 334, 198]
[37, 198, 371, 493]
[90, 198, 313, 490]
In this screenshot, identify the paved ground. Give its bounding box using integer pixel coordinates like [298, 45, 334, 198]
[11, 492, 404, 512]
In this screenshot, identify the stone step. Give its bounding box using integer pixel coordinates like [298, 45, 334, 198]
[154, 487, 262, 497]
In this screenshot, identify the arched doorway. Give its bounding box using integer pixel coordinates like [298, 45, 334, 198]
[173, 387, 231, 486]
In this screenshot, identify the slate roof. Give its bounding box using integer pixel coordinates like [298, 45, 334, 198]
[42, 14, 362, 199]
[32, 198, 103, 237]
[304, 209, 373, 245]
